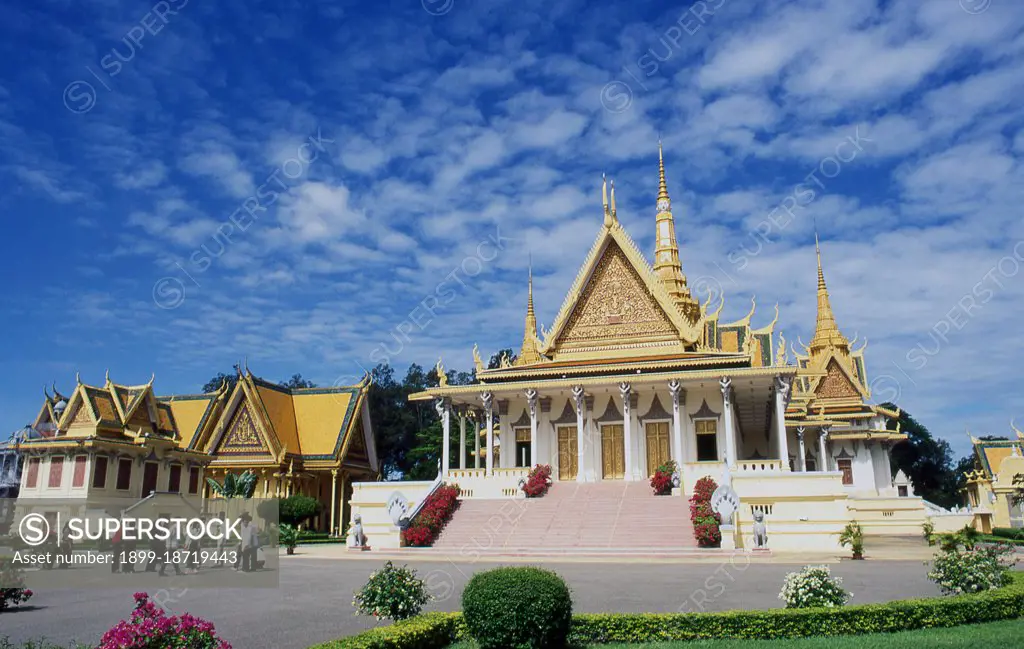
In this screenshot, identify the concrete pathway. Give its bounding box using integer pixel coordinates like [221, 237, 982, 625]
[2, 556, 943, 649]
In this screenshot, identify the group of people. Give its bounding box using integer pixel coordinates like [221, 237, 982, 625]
[110, 512, 265, 576]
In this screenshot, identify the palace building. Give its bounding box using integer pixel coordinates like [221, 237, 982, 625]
[964, 428, 1024, 531]
[350, 145, 925, 552]
[12, 369, 378, 536]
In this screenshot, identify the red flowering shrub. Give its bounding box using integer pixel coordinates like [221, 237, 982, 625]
[1, 556, 32, 611]
[401, 483, 461, 547]
[650, 471, 672, 495]
[692, 476, 717, 502]
[522, 464, 553, 497]
[650, 461, 677, 495]
[99, 592, 230, 648]
[689, 475, 721, 548]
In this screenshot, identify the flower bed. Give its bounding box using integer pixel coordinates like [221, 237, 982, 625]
[309, 573, 1024, 649]
[689, 476, 721, 547]
[400, 484, 461, 547]
[522, 464, 553, 497]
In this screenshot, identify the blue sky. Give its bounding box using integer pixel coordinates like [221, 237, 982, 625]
[1, 0, 1023, 458]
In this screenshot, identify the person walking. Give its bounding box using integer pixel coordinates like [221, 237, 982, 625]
[157, 520, 183, 577]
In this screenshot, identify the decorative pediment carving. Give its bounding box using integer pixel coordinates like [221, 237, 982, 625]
[219, 404, 267, 453]
[815, 359, 861, 399]
[554, 242, 677, 349]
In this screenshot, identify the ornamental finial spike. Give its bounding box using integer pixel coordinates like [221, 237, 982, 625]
[657, 139, 670, 204]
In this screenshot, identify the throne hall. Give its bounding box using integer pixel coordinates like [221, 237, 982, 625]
[350, 146, 927, 552]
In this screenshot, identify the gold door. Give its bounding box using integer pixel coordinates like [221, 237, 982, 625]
[557, 426, 578, 480]
[645, 422, 671, 476]
[601, 424, 625, 479]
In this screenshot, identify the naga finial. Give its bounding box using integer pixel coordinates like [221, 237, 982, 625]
[775, 331, 788, 366]
[1011, 419, 1023, 440]
[472, 344, 484, 373]
[435, 358, 448, 387]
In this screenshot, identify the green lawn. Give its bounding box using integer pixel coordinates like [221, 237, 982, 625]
[449, 619, 1023, 649]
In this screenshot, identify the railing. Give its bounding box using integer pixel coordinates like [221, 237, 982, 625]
[447, 468, 487, 480]
[401, 472, 444, 527]
[750, 503, 774, 516]
[736, 460, 784, 473]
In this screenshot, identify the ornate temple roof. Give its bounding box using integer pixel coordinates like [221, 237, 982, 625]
[19, 369, 378, 472]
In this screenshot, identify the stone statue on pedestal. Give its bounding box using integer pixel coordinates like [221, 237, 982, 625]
[351, 514, 367, 548]
[752, 510, 768, 549]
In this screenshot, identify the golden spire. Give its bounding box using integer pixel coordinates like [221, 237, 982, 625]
[518, 259, 542, 365]
[610, 180, 617, 219]
[809, 231, 850, 356]
[653, 141, 699, 321]
[658, 140, 670, 203]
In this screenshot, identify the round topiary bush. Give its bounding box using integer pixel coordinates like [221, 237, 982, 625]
[462, 566, 572, 649]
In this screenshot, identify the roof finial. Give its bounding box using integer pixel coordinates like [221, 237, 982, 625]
[44, 385, 51, 400]
[657, 139, 670, 204]
[518, 256, 542, 365]
[609, 179, 617, 219]
[105, 368, 110, 383]
[601, 173, 609, 214]
[75, 372, 81, 385]
[808, 226, 849, 356]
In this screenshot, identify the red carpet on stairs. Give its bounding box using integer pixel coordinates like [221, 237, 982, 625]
[432, 481, 697, 553]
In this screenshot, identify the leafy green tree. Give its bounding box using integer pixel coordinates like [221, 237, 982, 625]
[488, 348, 517, 369]
[279, 494, 323, 526]
[886, 404, 963, 509]
[202, 370, 239, 394]
[282, 373, 316, 389]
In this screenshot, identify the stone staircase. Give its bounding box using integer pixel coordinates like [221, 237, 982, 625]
[431, 481, 698, 554]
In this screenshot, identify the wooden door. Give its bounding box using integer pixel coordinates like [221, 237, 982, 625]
[601, 425, 625, 479]
[645, 421, 671, 475]
[557, 426, 578, 480]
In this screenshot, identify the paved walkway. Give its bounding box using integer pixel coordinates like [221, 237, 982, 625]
[3, 556, 942, 649]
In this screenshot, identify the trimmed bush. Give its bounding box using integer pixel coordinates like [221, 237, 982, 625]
[319, 574, 1024, 649]
[280, 494, 324, 527]
[992, 527, 1024, 540]
[354, 562, 431, 621]
[779, 565, 850, 609]
[308, 612, 464, 649]
[462, 567, 572, 649]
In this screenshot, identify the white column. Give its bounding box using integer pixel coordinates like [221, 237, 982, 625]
[818, 426, 830, 472]
[720, 377, 737, 467]
[459, 411, 467, 470]
[668, 380, 683, 466]
[436, 399, 450, 477]
[482, 393, 494, 475]
[526, 389, 538, 469]
[474, 412, 481, 469]
[619, 382, 633, 481]
[572, 385, 586, 482]
[329, 468, 338, 536]
[796, 427, 807, 472]
[774, 376, 791, 471]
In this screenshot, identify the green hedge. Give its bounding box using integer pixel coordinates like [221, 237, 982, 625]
[992, 527, 1024, 540]
[311, 574, 1024, 649]
[309, 612, 465, 649]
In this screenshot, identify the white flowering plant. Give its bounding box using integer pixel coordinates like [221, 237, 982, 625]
[353, 561, 431, 621]
[927, 543, 1014, 596]
[778, 565, 850, 609]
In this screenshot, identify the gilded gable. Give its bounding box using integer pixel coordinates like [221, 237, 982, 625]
[815, 359, 860, 399]
[218, 403, 268, 454]
[555, 242, 676, 349]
